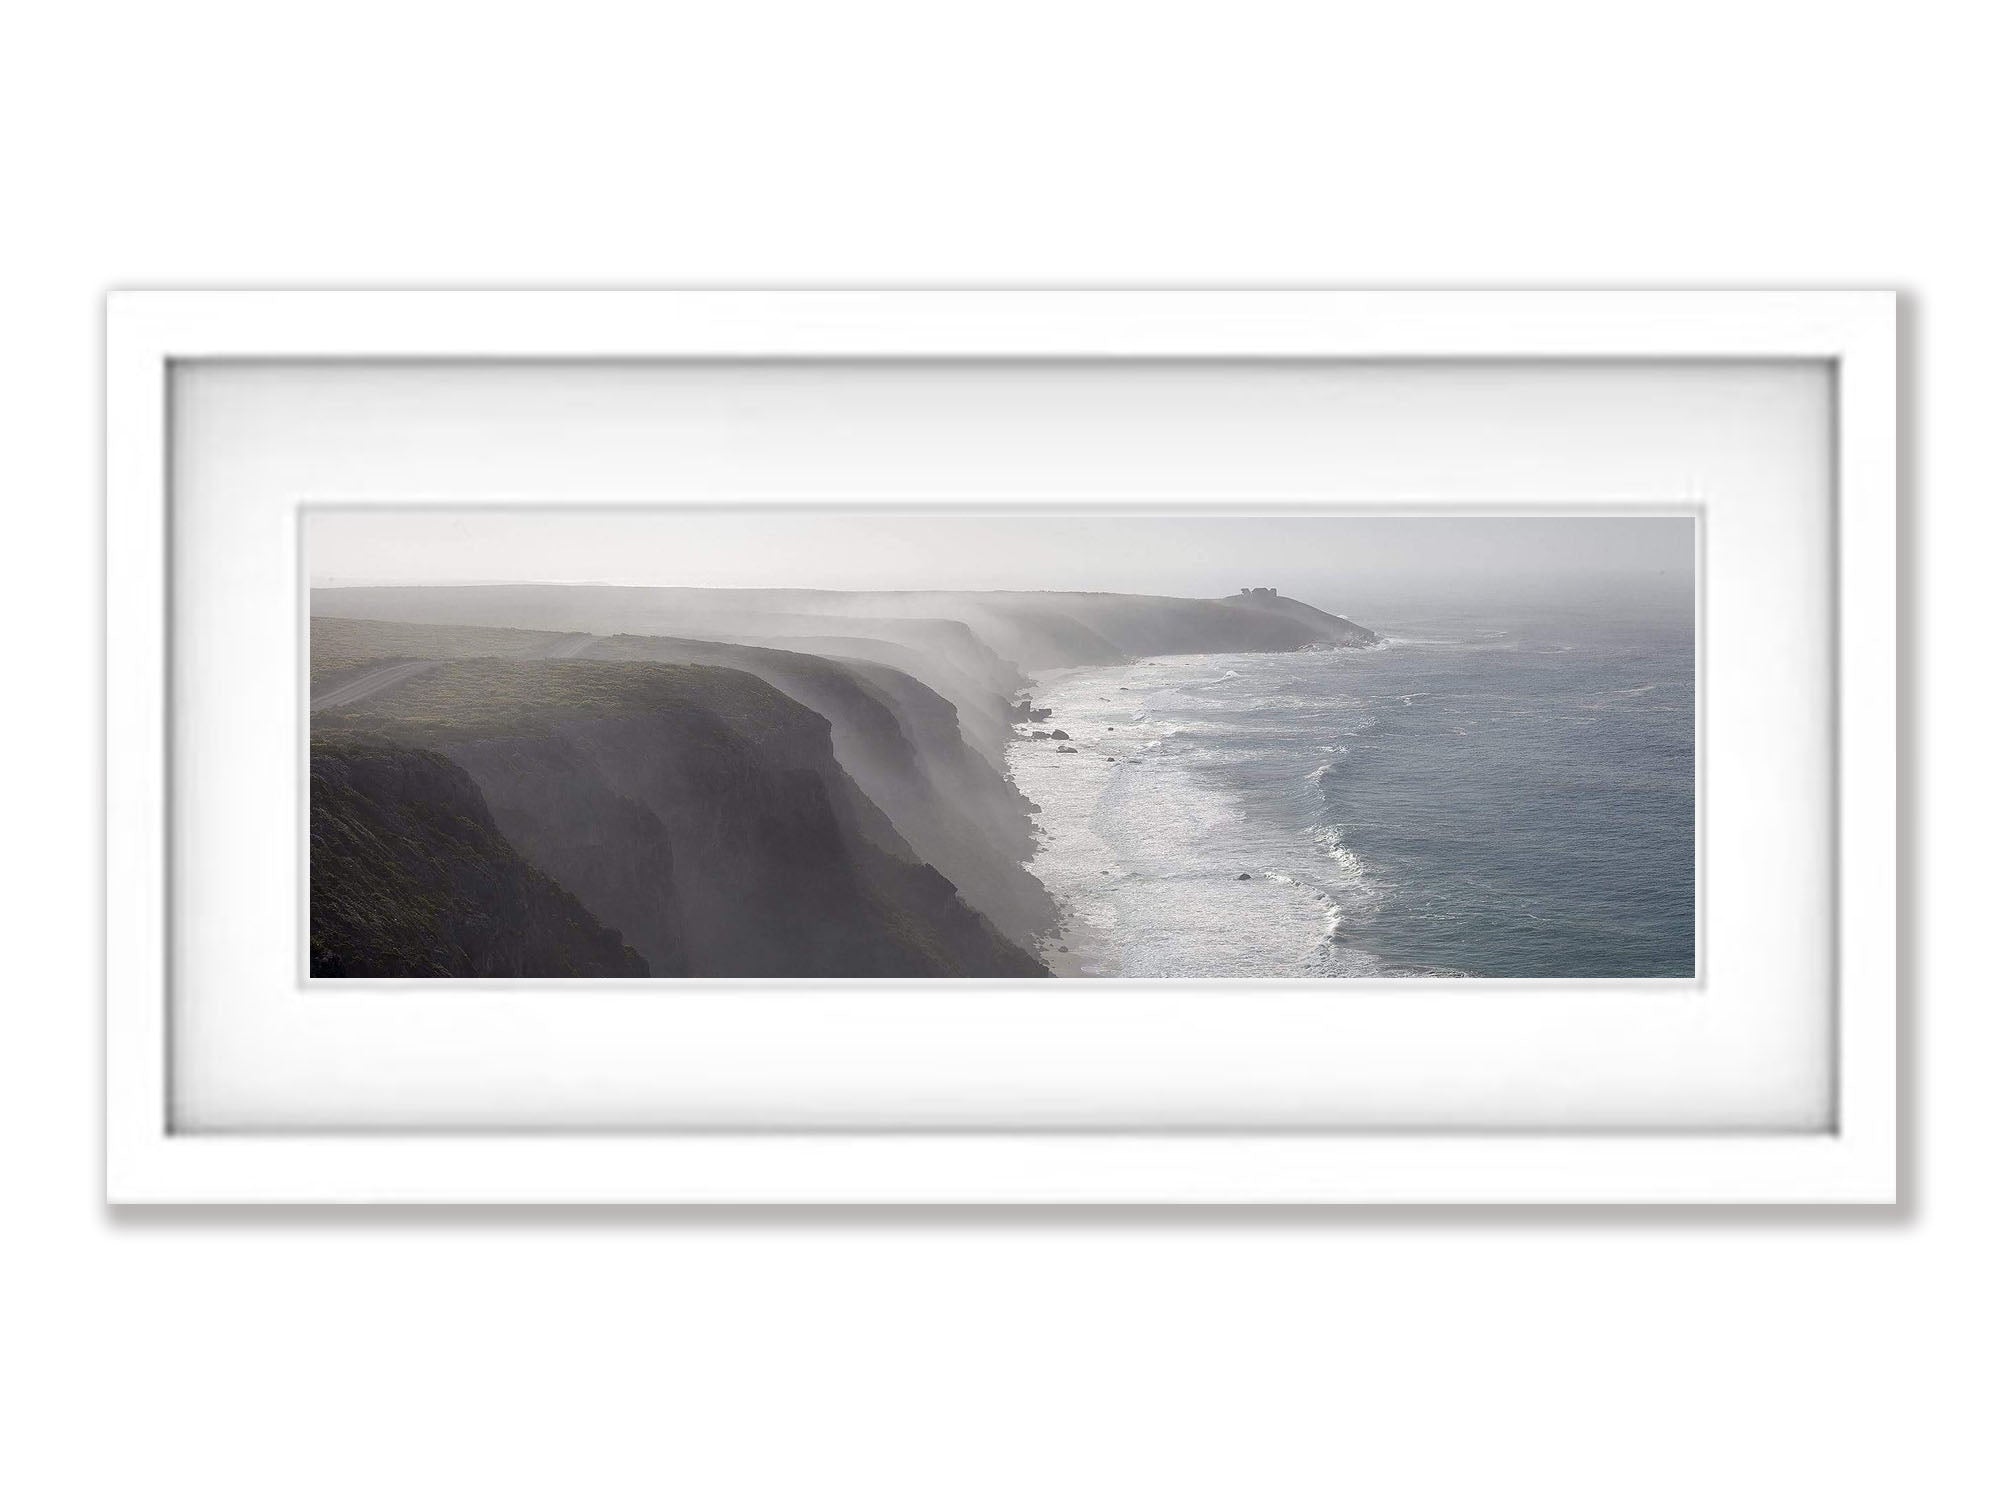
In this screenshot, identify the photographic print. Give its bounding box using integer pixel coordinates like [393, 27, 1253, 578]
[307, 510, 1696, 981]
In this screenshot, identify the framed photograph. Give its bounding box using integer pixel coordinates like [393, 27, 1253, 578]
[106, 290, 1896, 1204]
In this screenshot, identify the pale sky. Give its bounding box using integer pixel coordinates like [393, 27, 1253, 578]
[308, 509, 1695, 603]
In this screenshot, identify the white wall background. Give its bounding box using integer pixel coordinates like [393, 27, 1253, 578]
[1, 3, 1984, 1496]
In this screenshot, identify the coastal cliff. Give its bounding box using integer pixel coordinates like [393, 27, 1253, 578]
[580, 633, 1058, 946]
[310, 739, 649, 978]
[311, 654, 1045, 978]
[307, 584, 1376, 979]
[311, 616, 1057, 947]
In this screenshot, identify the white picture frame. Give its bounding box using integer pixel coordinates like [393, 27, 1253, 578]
[106, 290, 1897, 1204]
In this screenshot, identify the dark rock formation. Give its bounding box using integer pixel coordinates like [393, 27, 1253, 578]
[310, 739, 648, 978]
[314, 659, 1045, 978]
[309, 616, 1060, 948]
[586, 634, 1057, 946]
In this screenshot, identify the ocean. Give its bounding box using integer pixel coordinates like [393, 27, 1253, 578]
[1005, 598, 1696, 979]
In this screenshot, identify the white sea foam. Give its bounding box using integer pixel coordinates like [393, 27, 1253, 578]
[1009, 650, 1403, 978]
[1313, 824, 1367, 879]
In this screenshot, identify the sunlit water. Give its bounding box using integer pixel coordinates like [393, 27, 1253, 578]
[1005, 603, 1695, 978]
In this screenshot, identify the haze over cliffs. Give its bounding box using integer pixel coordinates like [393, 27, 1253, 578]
[308, 585, 1376, 978]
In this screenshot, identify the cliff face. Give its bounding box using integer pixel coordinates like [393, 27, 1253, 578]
[310, 739, 649, 978]
[431, 730, 690, 977]
[581, 634, 1059, 947]
[834, 655, 1051, 937]
[306, 586, 1379, 978]
[310, 615, 1059, 948]
[1215, 589, 1379, 645]
[313, 657, 1047, 979]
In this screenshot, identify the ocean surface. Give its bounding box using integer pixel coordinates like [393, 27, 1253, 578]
[1005, 600, 1696, 979]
